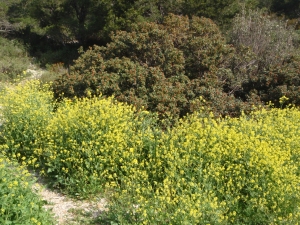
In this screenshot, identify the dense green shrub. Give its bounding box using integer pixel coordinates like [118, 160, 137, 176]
[0, 155, 55, 225]
[54, 14, 249, 121]
[53, 12, 300, 121]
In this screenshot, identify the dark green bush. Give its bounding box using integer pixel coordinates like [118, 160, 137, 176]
[53, 14, 242, 121]
[53, 12, 300, 121]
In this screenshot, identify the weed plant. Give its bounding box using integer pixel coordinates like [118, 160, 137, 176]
[0, 154, 55, 224]
[104, 107, 300, 224]
[0, 80, 300, 224]
[0, 80, 55, 170]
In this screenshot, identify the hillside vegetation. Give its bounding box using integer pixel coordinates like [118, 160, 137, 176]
[1, 1, 300, 224]
[0, 80, 300, 224]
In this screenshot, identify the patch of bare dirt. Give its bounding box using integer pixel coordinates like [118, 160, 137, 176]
[32, 182, 108, 225]
[26, 68, 44, 79]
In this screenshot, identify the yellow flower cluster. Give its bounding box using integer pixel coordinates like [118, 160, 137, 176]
[39, 95, 143, 195]
[112, 107, 300, 224]
[0, 80, 54, 169]
[0, 80, 299, 224]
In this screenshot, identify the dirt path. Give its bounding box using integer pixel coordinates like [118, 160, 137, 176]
[1, 70, 108, 225]
[23, 66, 108, 224]
[26, 68, 44, 79]
[32, 181, 107, 225]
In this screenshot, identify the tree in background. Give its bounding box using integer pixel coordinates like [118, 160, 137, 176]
[270, 0, 300, 18]
[1, 0, 299, 88]
[25, 0, 109, 45]
[132, 0, 183, 23]
[0, 0, 38, 35]
[3, 0, 299, 49]
[181, 0, 260, 28]
[0, 0, 15, 34]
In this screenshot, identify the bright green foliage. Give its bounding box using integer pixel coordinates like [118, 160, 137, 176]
[54, 14, 243, 121]
[0, 155, 55, 224]
[1, 80, 300, 224]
